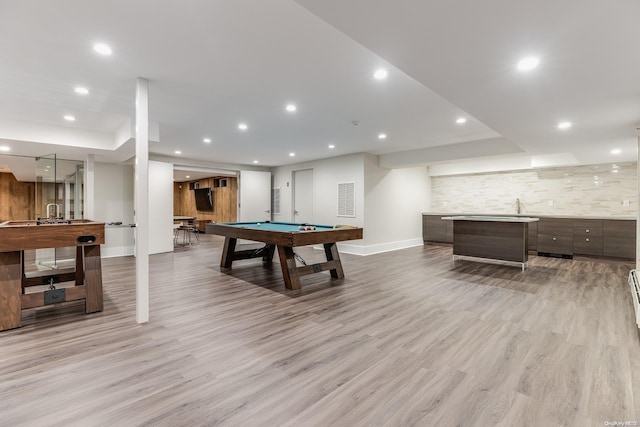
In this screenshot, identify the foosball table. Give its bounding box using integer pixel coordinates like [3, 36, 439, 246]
[0, 219, 105, 331]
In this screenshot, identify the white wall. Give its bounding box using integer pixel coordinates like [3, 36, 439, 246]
[94, 163, 135, 258]
[363, 154, 430, 254]
[272, 153, 365, 228]
[148, 161, 174, 254]
[271, 153, 432, 255]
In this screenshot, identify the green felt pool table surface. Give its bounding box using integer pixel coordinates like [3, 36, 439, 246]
[222, 221, 334, 232]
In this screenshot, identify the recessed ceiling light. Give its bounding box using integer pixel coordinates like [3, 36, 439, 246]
[185, 175, 190, 179]
[285, 104, 297, 112]
[63, 115, 76, 121]
[611, 148, 621, 155]
[203, 138, 211, 143]
[456, 118, 467, 124]
[253, 160, 259, 164]
[93, 43, 112, 56]
[238, 123, 248, 130]
[517, 56, 539, 71]
[174, 150, 181, 154]
[289, 152, 295, 157]
[328, 144, 335, 149]
[74, 87, 89, 95]
[0, 146, 10, 152]
[612, 169, 619, 173]
[557, 121, 572, 129]
[373, 69, 388, 80]
[378, 133, 387, 140]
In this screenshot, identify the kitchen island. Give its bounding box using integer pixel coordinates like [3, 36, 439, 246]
[441, 216, 539, 270]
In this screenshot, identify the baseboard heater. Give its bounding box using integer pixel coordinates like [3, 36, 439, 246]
[628, 270, 640, 328]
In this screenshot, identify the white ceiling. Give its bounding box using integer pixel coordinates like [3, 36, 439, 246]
[0, 0, 638, 178]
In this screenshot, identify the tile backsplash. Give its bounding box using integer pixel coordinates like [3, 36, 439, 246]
[430, 162, 637, 217]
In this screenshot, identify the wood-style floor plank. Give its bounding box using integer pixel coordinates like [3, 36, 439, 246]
[0, 235, 638, 426]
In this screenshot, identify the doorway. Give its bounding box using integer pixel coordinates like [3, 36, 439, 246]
[293, 169, 313, 224]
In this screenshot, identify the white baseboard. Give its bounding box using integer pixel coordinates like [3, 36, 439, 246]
[315, 238, 424, 256]
[101, 245, 134, 258]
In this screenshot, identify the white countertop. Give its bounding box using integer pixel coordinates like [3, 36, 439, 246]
[441, 216, 540, 223]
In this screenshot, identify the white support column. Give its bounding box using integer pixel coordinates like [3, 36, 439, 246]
[85, 154, 95, 219]
[637, 127, 640, 270]
[135, 77, 150, 324]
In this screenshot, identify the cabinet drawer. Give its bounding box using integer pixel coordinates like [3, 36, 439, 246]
[572, 219, 603, 237]
[537, 235, 573, 255]
[538, 218, 573, 236]
[603, 219, 636, 259]
[572, 236, 603, 256]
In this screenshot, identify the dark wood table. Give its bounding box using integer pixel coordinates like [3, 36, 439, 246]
[207, 221, 363, 290]
[0, 219, 105, 331]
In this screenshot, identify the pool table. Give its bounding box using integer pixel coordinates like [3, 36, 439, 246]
[206, 221, 363, 290]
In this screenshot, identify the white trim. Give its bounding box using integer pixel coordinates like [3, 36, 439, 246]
[101, 246, 135, 258]
[314, 238, 424, 256]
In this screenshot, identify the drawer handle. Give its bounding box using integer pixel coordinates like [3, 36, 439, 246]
[586, 229, 590, 233]
[553, 237, 557, 241]
[586, 238, 590, 242]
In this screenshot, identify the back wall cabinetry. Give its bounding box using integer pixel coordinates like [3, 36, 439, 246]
[422, 213, 635, 260]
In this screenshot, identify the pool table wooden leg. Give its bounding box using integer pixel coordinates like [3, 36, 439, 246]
[262, 244, 276, 264]
[221, 237, 237, 268]
[0, 251, 22, 331]
[277, 245, 301, 290]
[324, 243, 345, 279]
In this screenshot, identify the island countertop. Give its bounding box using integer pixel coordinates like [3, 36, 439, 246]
[441, 216, 539, 223]
[423, 212, 636, 221]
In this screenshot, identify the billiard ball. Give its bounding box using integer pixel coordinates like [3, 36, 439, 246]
[257, 223, 261, 226]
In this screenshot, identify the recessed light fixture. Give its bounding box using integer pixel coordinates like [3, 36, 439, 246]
[456, 118, 467, 124]
[203, 138, 211, 143]
[238, 123, 248, 130]
[611, 148, 621, 155]
[378, 133, 387, 140]
[285, 104, 297, 112]
[373, 69, 388, 80]
[328, 144, 335, 149]
[174, 150, 181, 154]
[557, 121, 572, 129]
[612, 169, 619, 173]
[517, 56, 539, 71]
[93, 43, 112, 56]
[253, 160, 259, 164]
[0, 146, 10, 152]
[74, 87, 89, 95]
[185, 175, 190, 179]
[289, 152, 295, 157]
[63, 115, 76, 122]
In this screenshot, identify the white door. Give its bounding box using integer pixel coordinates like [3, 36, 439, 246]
[239, 170, 271, 222]
[293, 169, 313, 223]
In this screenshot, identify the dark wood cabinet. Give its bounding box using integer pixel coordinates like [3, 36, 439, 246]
[422, 215, 452, 243]
[572, 219, 603, 256]
[537, 218, 573, 256]
[603, 219, 636, 259]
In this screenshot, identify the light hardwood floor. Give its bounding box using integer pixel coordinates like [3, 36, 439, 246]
[1, 235, 638, 426]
